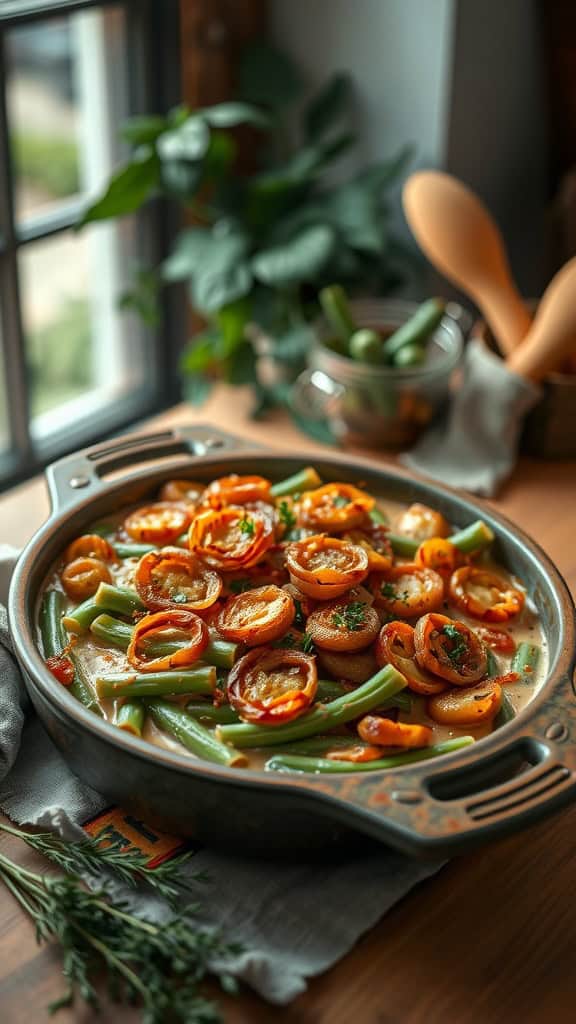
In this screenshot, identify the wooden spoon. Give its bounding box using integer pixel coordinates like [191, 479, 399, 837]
[507, 256, 576, 381]
[403, 170, 531, 355]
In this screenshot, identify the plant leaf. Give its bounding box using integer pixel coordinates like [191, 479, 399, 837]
[161, 228, 211, 283]
[77, 152, 159, 227]
[180, 331, 220, 373]
[216, 299, 250, 357]
[227, 341, 258, 385]
[160, 160, 203, 200]
[323, 182, 387, 253]
[202, 102, 271, 130]
[352, 145, 415, 193]
[304, 73, 352, 140]
[239, 40, 304, 110]
[157, 116, 210, 161]
[252, 224, 336, 286]
[189, 228, 252, 314]
[271, 323, 314, 365]
[121, 115, 167, 146]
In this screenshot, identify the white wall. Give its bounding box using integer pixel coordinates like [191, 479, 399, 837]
[271, 0, 548, 295]
[271, 0, 454, 170]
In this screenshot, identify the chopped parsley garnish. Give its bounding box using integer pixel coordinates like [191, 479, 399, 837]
[301, 632, 315, 653]
[380, 582, 410, 604]
[293, 598, 305, 627]
[238, 516, 255, 536]
[331, 601, 366, 632]
[274, 630, 315, 654]
[442, 623, 469, 664]
[332, 494, 350, 508]
[278, 500, 296, 531]
[229, 578, 252, 594]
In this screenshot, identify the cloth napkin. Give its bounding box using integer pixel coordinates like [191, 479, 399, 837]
[400, 338, 542, 497]
[0, 545, 442, 1005]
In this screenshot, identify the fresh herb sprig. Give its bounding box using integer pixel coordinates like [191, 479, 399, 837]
[0, 822, 239, 1021]
[331, 601, 366, 632]
[380, 582, 410, 605]
[238, 517, 255, 536]
[0, 822, 195, 906]
[278, 500, 296, 531]
[442, 623, 469, 665]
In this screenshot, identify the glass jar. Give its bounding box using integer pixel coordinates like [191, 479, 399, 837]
[291, 298, 465, 450]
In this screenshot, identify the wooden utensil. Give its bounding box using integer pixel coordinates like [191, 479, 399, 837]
[507, 256, 576, 381]
[403, 170, 531, 355]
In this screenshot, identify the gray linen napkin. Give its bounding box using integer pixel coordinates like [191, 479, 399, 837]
[400, 338, 542, 497]
[0, 546, 442, 1005]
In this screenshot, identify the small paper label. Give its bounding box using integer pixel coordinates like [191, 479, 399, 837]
[83, 806, 192, 867]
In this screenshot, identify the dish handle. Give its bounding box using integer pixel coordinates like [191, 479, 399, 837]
[45, 425, 262, 514]
[329, 672, 576, 858]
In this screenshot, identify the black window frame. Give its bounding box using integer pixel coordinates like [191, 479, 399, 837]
[0, 0, 183, 491]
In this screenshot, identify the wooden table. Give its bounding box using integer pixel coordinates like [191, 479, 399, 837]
[1, 387, 576, 1024]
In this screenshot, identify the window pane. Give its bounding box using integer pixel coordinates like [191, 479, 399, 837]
[19, 224, 149, 438]
[0, 340, 9, 454]
[6, 6, 126, 222]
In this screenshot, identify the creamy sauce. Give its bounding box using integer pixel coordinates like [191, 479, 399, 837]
[38, 489, 548, 771]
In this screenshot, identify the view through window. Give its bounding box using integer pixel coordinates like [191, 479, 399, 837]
[0, 1, 175, 488]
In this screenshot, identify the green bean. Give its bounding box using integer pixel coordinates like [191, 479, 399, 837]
[115, 700, 145, 737]
[485, 649, 499, 678]
[388, 518, 494, 559]
[62, 598, 104, 635]
[270, 466, 322, 498]
[68, 655, 104, 717]
[90, 615, 132, 649]
[146, 699, 246, 767]
[393, 343, 426, 368]
[319, 284, 357, 342]
[381, 298, 445, 362]
[185, 701, 240, 724]
[266, 735, 475, 773]
[511, 642, 540, 681]
[216, 664, 407, 749]
[316, 678, 411, 712]
[450, 519, 494, 554]
[40, 590, 102, 716]
[115, 542, 158, 559]
[89, 615, 237, 668]
[39, 590, 67, 657]
[64, 584, 143, 640]
[272, 735, 374, 757]
[388, 533, 419, 558]
[369, 506, 389, 526]
[96, 667, 216, 698]
[316, 679, 350, 702]
[92, 521, 117, 539]
[494, 690, 516, 729]
[349, 328, 383, 364]
[93, 583, 145, 616]
[204, 637, 238, 669]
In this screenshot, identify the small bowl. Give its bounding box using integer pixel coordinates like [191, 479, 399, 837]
[291, 298, 464, 450]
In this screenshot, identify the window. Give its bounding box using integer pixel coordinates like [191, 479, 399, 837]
[0, 0, 181, 489]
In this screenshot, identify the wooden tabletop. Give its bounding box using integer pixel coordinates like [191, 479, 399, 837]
[1, 386, 576, 1024]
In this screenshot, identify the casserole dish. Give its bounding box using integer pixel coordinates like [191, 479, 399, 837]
[8, 425, 576, 858]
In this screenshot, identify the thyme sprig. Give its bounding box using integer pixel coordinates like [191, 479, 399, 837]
[0, 822, 240, 1021]
[0, 822, 198, 906]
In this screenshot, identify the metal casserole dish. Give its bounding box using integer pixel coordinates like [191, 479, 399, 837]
[8, 425, 576, 859]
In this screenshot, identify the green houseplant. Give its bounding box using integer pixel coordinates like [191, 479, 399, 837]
[79, 41, 413, 413]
